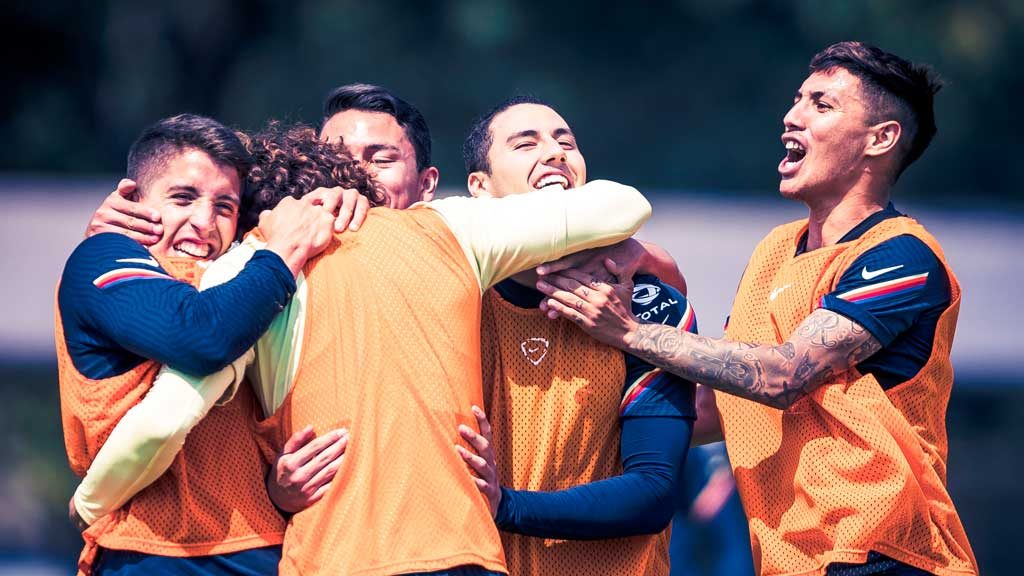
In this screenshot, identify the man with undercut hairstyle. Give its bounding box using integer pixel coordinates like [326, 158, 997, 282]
[540, 42, 977, 576]
[57, 114, 348, 575]
[320, 82, 440, 209]
[455, 95, 697, 576]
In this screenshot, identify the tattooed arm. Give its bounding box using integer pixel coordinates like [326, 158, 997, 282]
[536, 267, 881, 410]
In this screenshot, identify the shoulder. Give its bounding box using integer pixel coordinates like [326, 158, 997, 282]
[630, 275, 696, 333]
[61, 233, 169, 294]
[840, 234, 947, 289]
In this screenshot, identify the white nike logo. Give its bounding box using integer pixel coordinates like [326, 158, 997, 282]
[116, 257, 160, 268]
[861, 264, 904, 280]
[769, 284, 792, 301]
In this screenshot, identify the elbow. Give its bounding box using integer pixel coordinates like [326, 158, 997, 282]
[636, 494, 675, 534]
[591, 180, 652, 236]
[620, 185, 653, 234]
[762, 377, 805, 411]
[172, 343, 238, 376]
[616, 484, 675, 535]
[116, 404, 192, 457]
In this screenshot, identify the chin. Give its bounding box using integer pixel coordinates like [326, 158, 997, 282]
[778, 180, 803, 200]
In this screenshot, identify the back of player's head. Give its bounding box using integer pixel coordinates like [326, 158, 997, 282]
[809, 41, 942, 180]
[462, 94, 554, 175]
[321, 83, 432, 172]
[239, 121, 387, 233]
[127, 114, 253, 197]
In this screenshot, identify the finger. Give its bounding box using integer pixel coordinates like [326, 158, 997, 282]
[110, 186, 160, 223]
[302, 453, 343, 494]
[543, 297, 590, 327]
[289, 428, 348, 468]
[538, 273, 587, 296]
[604, 258, 624, 283]
[107, 208, 162, 237]
[455, 445, 490, 476]
[349, 195, 370, 231]
[557, 268, 601, 289]
[316, 187, 345, 214]
[299, 431, 348, 473]
[281, 425, 316, 455]
[306, 479, 333, 505]
[470, 406, 493, 442]
[457, 424, 486, 453]
[536, 250, 590, 276]
[333, 189, 358, 232]
[473, 477, 493, 492]
[90, 218, 161, 245]
[115, 179, 137, 198]
[535, 279, 593, 314]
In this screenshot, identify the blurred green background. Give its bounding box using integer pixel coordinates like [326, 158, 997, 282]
[5, 0, 1022, 204]
[3, 0, 1021, 574]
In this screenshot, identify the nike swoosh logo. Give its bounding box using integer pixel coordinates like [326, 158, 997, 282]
[116, 257, 160, 268]
[769, 284, 791, 301]
[861, 264, 904, 280]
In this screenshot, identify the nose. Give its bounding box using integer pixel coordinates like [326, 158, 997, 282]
[541, 138, 567, 164]
[190, 202, 217, 233]
[782, 102, 803, 132]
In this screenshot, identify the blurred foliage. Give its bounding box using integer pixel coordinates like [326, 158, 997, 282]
[4, 0, 1021, 204]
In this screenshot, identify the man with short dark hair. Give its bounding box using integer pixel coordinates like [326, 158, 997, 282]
[456, 96, 696, 576]
[320, 83, 439, 208]
[57, 114, 344, 574]
[540, 41, 978, 576]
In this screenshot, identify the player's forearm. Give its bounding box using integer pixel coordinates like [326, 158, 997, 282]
[497, 475, 673, 539]
[73, 355, 247, 524]
[495, 416, 689, 540]
[432, 181, 651, 290]
[560, 181, 652, 256]
[626, 324, 812, 410]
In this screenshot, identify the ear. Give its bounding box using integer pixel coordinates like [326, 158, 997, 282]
[467, 171, 492, 198]
[418, 166, 440, 202]
[865, 120, 902, 158]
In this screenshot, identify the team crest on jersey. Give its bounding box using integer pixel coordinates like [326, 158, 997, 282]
[632, 283, 661, 305]
[520, 337, 550, 366]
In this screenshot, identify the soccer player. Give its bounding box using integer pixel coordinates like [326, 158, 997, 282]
[320, 83, 440, 208]
[539, 42, 978, 576]
[57, 114, 361, 574]
[75, 121, 654, 575]
[454, 97, 697, 576]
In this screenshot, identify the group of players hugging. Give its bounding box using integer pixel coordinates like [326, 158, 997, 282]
[57, 41, 978, 576]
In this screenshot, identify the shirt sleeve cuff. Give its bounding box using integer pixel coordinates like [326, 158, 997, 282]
[250, 249, 297, 299]
[820, 295, 896, 346]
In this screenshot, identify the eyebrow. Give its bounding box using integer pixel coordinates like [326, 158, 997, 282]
[363, 144, 402, 155]
[506, 129, 539, 143]
[505, 127, 576, 143]
[794, 90, 831, 102]
[166, 185, 239, 205]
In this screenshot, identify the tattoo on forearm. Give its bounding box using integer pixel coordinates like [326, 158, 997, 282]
[629, 310, 881, 410]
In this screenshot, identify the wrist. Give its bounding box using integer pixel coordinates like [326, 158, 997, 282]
[622, 319, 644, 352]
[266, 470, 297, 517]
[265, 240, 306, 279]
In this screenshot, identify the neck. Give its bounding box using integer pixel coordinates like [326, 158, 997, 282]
[804, 181, 889, 251]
